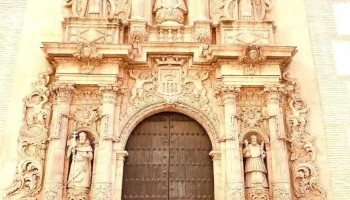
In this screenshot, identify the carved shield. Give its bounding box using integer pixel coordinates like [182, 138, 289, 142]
[157, 66, 182, 95]
[253, 0, 267, 21]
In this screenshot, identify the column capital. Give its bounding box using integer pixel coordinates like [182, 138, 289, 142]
[216, 85, 241, 104]
[209, 151, 221, 160]
[264, 84, 286, 105]
[99, 84, 123, 104]
[50, 82, 75, 103]
[116, 151, 128, 160]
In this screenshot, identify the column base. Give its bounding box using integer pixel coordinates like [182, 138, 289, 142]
[246, 188, 269, 200]
[67, 188, 90, 200]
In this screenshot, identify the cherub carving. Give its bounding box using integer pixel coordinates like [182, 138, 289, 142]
[183, 72, 209, 103]
[129, 70, 156, 104]
[24, 89, 50, 127]
[289, 97, 308, 132]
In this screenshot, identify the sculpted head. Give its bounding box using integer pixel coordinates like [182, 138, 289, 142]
[249, 49, 258, 60]
[250, 135, 257, 145]
[79, 132, 87, 143]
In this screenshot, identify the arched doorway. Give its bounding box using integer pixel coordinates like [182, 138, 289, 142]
[122, 112, 214, 199]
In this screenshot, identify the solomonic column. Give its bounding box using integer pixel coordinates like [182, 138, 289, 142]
[43, 83, 75, 200]
[221, 85, 245, 200]
[264, 85, 292, 200]
[92, 84, 120, 200]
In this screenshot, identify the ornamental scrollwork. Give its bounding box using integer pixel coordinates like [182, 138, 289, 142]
[282, 72, 327, 200]
[73, 43, 102, 74]
[5, 66, 53, 200]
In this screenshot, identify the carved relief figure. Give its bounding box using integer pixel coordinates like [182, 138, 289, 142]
[238, 0, 272, 21]
[183, 72, 209, 103]
[243, 135, 268, 188]
[153, 0, 188, 25]
[129, 70, 156, 103]
[67, 132, 93, 189]
[288, 97, 308, 132]
[25, 91, 50, 126]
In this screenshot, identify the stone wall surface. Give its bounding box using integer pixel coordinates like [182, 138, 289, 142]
[0, 0, 28, 156]
[304, 0, 350, 199]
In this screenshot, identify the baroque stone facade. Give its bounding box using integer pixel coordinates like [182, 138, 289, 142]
[0, 0, 337, 199]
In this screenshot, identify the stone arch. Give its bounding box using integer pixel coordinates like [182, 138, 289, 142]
[239, 127, 270, 144]
[73, 127, 99, 145]
[118, 102, 220, 150]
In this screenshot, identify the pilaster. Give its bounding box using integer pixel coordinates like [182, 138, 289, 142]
[210, 151, 222, 200]
[221, 85, 245, 200]
[43, 83, 75, 200]
[113, 151, 128, 200]
[92, 84, 120, 200]
[264, 84, 292, 200]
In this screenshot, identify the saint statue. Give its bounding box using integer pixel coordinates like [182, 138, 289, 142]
[153, 0, 188, 25]
[243, 135, 268, 188]
[67, 132, 93, 189]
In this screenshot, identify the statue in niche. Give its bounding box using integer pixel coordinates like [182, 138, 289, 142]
[153, 0, 188, 25]
[129, 70, 157, 104]
[243, 135, 268, 188]
[238, 0, 272, 21]
[67, 132, 93, 189]
[183, 72, 209, 103]
[65, 0, 102, 17]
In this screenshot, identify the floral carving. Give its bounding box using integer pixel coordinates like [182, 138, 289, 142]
[5, 160, 43, 200]
[226, 183, 245, 200]
[282, 72, 327, 200]
[246, 188, 269, 200]
[43, 182, 63, 200]
[73, 43, 102, 73]
[65, 104, 103, 133]
[272, 183, 292, 200]
[67, 188, 90, 200]
[5, 66, 53, 199]
[237, 107, 263, 129]
[153, 0, 187, 25]
[239, 46, 266, 75]
[92, 183, 111, 200]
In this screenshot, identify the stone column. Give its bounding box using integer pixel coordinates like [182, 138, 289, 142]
[131, 0, 145, 19]
[264, 85, 292, 200]
[114, 151, 128, 200]
[92, 84, 119, 200]
[222, 85, 245, 200]
[196, 0, 209, 20]
[43, 83, 74, 200]
[210, 151, 222, 200]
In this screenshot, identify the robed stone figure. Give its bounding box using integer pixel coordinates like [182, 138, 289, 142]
[67, 132, 93, 189]
[243, 135, 268, 188]
[153, 0, 187, 24]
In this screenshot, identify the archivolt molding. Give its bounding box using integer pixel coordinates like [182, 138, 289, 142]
[118, 98, 220, 150]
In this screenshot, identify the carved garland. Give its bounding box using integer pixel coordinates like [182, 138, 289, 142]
[5, 66, 54, 199]
[283, 72, 327, 200]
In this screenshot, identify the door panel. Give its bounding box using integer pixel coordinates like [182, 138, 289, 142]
[122, 112, 214, 200]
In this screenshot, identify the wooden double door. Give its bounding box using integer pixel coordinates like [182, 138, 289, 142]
[122, 112, 214, 200]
